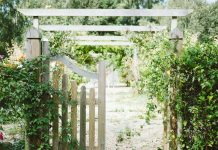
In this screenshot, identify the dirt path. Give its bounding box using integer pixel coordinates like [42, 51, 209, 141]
[106, 87, 163, 150]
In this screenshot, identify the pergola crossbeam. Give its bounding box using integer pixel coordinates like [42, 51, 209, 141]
[70, 36, 129, 41]
[76, 41, 134, 46]
[39, 25, 167, 32]
[18, 9, 193, 17]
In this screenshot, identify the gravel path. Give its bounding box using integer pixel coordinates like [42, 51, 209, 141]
[105, 87, 163, 150]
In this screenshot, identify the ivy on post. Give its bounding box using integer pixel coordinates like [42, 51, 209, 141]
[52, 63, 62, 150]
[62, 74, 69, 150]
[25, 29, 52, 149]
[41, 38, 50, 147]
[25, 27, 42, 149]
[169, 27, 183, 150]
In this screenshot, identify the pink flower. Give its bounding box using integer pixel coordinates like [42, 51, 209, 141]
[0, 131, 4, 141]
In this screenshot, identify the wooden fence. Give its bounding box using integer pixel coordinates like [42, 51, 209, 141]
[50, 59, 105, 150]
[49, 60, 106, 150]
[25, 28, 106, 150]
[52, 72, 101, 150]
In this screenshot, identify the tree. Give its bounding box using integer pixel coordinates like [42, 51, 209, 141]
[187, 1, 218, 41]
[166, 0, 218, 41]
[0, 0, 26, 58]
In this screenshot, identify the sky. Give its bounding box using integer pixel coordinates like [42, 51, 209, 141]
[207, 0, 217, 3]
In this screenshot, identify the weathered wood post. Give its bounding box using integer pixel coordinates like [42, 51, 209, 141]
[52, 65, 61, 150]
[80, 86, 87, 149]
[62, 74, 69, 150]
[133, 48, 140, 81]
[71, 81, 78, 142]
[89, 88, 96, 150]
[25, 28, 42, 150]
[163, 98, 169, 150]
[168, 15, 184, 150]
[170, 27, 183, 150]
[41, 38, 50, 147]
[33, 16, 39, 29]
[25, 28, 41, 60]
[98, 61, 106, 150]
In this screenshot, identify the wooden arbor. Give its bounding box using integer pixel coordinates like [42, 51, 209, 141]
[25, 28, 106, 150]
[19, 8, 192, 150]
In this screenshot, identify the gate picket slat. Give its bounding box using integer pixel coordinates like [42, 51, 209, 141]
[89, 88, 95, 150]
[71, 81, 78, 141]
[62, 74, 68, 150]
[80, 86, 86, 149]
[52, 66, 61, 150]
[51, 61, 105, 150]
[98, 61, 106, 150]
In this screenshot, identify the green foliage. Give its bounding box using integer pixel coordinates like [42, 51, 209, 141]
[116, 127, 140, 143]
[176, 42, 218, 149]
[188, 2, 218, 42]
[0, 0, 27, 58]
[49, 32, 134, 84]
[0, 140, 25, 150]
[132, 32, 172, 96]
[134, 31, 218, 149]
[166, 0, 218, 42]
[0, 56, 57, 149]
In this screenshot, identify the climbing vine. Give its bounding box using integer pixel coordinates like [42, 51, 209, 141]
[176, 42, 218, 149]
[133, 32, 218, 149]
[0, 56, 57, 149]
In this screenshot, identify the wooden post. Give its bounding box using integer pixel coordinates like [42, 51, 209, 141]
[33, 16, 39, 29]
[163, 100, 169, 150]
[41, 38, 50, 146]
[25, 28, 41, 60]
[42, 38, 50, 56]
[98, 61, 106, 150]
[89, 88, 95, 150]
[171, 28, 183, 150]
[25, 28, 41, 150]
[62, 74, 68, 150]
[71, 81, 78, 140]
[169, 25, 184, 150]
[164, 16, 178, 150]
[133, 48, 139, 81]
[80, 86, 86, 149]
[52, 65, 61, 150]
[171, 16, 178, 32]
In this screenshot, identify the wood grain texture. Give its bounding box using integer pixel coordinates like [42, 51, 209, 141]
[89, 88, 96, 150]
[51, 55, 98, 79]
[71, 81, 78, 141]
[52, 64, 61, 150]
[77, 41, 134, 46]
[39, 25, 167, 32]
[98, 61, 106, 150]
[25, 28, 41, 60]
[70, 36, 129, 41]
[18, 9, 193, 17]
[62, 74, 68, 150]
[80, 86, 87, 149]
